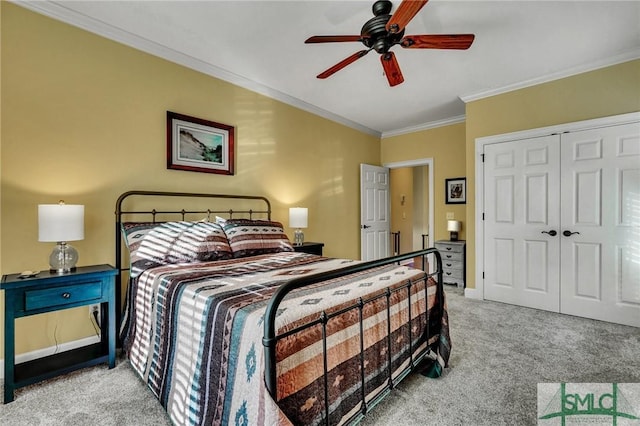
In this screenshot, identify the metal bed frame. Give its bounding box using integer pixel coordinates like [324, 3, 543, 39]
[114, 190, 444, 426]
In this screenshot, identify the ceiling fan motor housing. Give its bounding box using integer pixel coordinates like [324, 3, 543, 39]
[361, 14, 404, 53]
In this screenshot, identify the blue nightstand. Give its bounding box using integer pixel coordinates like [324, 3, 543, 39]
[1, 264, 117, 403]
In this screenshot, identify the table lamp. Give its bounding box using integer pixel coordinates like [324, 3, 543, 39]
[447, 220, 461, 241]
[38, 202, 84, 273]
[289, 207, 308, 246]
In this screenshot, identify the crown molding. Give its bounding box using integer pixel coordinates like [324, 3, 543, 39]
[459, 49, 640, 103]
[14, 1, 381, 138]
[381, 115, 466, 138]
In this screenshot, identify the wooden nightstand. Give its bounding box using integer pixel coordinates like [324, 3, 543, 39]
[1, 264, 117, 403]
[293, 242, 324, 256]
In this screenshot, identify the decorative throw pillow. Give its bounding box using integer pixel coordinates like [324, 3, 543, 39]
[121, 221, 232, 276]
[222, 219, 294, 258]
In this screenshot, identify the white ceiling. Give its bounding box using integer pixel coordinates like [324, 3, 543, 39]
[18, 0, 640, 137]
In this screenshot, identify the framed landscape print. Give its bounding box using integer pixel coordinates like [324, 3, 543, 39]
[445, 177, 466, 204]
[167, 111, 235, 175]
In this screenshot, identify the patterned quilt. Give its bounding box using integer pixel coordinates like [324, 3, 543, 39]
[121, 252, 450, 426]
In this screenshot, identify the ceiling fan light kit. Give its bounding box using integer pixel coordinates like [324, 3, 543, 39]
[305, 0, 475, 87]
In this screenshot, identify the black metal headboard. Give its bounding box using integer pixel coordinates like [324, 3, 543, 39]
[114, 190, 272, 326]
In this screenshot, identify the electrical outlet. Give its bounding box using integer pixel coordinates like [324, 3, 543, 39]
[446, 212, 455, 220]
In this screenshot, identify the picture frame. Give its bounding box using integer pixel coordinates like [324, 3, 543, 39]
[445, 177, 466, 204]
[167, 111, 235, 175]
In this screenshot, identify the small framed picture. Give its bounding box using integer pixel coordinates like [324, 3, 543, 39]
[445, 177, 466, 204]
[167, 111, 235, 175]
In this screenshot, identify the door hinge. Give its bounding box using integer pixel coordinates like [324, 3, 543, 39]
[482, 213, 485, 220]
[482, 271, 485, 279]
[481, 154, 485, 162]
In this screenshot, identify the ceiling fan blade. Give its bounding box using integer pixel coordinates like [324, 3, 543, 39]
[317, 50, 370, 79]
[305, 35, 364, 43]
[380, 52, 404, 87]
[386, 0, 429, 34]
[401, 34, 475, 49]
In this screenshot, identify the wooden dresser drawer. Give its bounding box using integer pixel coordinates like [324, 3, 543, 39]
[442, 260, 463, 271]
[435, 242, 464, 253]
[25, 281, 102, 311]
[443, 269, 464, 280]
[440, 251, 463, 262]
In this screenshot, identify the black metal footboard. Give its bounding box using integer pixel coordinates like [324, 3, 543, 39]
[262, 248, 444, 425]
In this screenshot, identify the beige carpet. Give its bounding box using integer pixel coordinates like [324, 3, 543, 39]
[2, 287, 639, 425]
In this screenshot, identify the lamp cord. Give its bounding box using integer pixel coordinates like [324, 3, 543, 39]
[91, 309, 101, 335]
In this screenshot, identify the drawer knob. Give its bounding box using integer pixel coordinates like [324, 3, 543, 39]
[61, 292, 71, 299]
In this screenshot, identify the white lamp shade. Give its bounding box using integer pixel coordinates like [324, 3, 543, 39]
[447, 220, 461, 232]
[38, 204, 84, 242]
[289, 207, 308, 228]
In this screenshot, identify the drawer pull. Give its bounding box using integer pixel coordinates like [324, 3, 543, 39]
[446, 247, 452, 251]
[446, 272, 452, 276]
[61, 292, 71, 299]
[446, 255, 453, 259]
[446, 263, 452, 267]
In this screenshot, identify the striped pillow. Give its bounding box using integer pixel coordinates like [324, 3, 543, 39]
[222, 219, 293, 258]
[121, 221, 233, 276]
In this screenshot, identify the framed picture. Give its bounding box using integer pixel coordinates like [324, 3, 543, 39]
[167, 111, 235, 175]
[445, 177, 466, 204]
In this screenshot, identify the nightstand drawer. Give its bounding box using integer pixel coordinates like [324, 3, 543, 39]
[435, 242, 464, 253]
[443, 269, 464, 280]
[25, 282, 102, 311]
[442, 260, 463, 271]
[441, 251, 463, 262]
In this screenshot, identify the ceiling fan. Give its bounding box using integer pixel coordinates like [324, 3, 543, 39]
[305, 0, 475, 87]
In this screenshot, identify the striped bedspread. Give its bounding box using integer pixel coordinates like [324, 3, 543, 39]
[121, 252, 450, 425]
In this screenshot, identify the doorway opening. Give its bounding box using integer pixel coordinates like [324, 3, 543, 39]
[384, 158, 434, 272]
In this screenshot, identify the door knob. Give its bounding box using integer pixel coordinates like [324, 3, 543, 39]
[541, 230, 557, 236]
[563, 230, 580, 237]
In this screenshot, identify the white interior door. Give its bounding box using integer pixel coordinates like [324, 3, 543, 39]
[560, 123, 640, 327]
[360, 164, 390, 261]
[483, 135, 561, 312]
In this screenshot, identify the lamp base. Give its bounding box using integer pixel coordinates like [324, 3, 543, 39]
[49, 242, 79, 274]
[449, 231, 459, 241]
[294, 229, 305, 246]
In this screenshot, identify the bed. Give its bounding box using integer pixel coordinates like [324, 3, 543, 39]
[115, 190, 450, 426]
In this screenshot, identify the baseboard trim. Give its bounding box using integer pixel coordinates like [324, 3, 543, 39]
[464, 287, 482, 299]
[0, 335, 100, 380]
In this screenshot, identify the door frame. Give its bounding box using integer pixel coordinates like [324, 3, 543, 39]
[473, 111, 640, 300]
[383, 158, 435, 273]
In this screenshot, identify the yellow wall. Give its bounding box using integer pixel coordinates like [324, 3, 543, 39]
[0, 3, 379, 357]
[382, 122, 467, 242]
[464, 60, 640, 288]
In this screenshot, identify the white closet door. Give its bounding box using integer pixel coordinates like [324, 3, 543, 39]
[484, 135, 561, 312]
[360, 164, 390, 261]
[560, 123, 640, 327]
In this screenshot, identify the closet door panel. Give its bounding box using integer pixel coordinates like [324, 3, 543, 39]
[484, 135, 561, 312]
[560, 122, 640, 327]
